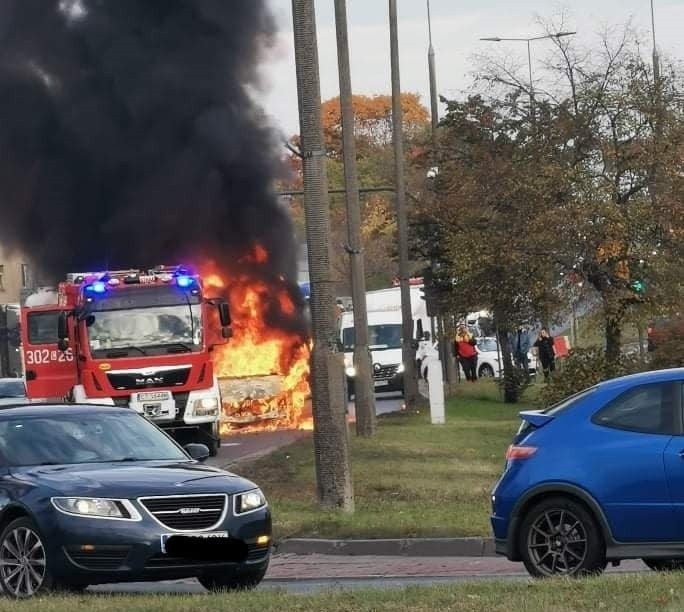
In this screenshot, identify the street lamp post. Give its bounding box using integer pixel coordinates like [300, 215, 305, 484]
[389, 0, 419, 409]
[480, 32, 576, 120]
[426, 0, 438, 136]
[650, 0, 660, 82]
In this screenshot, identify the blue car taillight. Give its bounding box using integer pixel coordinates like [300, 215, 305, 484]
[505, 445, 537, 460]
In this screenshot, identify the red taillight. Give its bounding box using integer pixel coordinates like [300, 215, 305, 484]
[506, 445, 537, 460]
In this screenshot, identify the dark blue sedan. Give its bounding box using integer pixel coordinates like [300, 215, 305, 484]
[0, 404, 271, 597]
[491, 368, 684, 577]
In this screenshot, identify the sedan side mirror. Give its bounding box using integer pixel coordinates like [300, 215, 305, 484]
[184, 443, 210, 463]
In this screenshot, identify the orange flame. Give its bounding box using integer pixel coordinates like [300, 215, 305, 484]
[200, 251, 311, 434]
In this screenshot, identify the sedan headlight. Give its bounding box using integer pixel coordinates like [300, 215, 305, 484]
[234, 488, 267, 515]
[51, 497, 140, 520]
[193, 397, 219, 417]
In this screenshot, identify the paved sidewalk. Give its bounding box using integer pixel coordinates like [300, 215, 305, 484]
[265, 554, 647, 580]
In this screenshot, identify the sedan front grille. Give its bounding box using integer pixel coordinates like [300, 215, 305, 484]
[139, 494, 227, 531]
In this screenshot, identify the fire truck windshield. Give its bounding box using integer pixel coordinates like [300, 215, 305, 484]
[84, 287, 202, 357]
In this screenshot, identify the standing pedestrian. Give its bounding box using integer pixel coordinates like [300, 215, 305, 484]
[534, 329, 556, 382]
[509, 326, 531, 376]
[454, 325, 478, 382]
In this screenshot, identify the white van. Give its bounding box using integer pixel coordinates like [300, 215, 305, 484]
[340, 286, 431, 397]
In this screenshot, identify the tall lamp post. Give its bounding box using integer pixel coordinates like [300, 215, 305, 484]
[426, 0, 438, 136]
[480, 31, 576, 120]
[650, 0, 660, 82]
[389, 0, 418, 408]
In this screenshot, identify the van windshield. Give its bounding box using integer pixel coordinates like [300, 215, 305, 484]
[343, 324, 402, 351]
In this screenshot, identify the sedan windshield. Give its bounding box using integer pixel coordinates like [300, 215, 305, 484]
[0, 412, 188, 467]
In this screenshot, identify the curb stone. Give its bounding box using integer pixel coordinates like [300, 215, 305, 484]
[274, 537, 496, 557]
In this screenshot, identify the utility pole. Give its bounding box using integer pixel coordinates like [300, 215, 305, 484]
[291, 0, 354, 511]
[334, 0, 376, 437]
[650, 0, 660, 83]
[426, 0, 438, 136]
[425, 0, 456, 391]
[389, 0, 418, 408]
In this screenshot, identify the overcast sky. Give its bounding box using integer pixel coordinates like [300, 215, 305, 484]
[259, 0, 684, 138]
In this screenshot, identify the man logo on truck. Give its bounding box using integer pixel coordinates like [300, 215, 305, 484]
[136, 376, 164, 386]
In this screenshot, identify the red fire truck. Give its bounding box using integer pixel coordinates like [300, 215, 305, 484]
[19, 266, 231, 455]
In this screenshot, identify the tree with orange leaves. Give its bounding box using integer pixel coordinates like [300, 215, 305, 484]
[282, 93, 430, 291]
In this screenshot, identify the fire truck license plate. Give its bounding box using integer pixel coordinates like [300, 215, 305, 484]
[138, 391, 171, 402]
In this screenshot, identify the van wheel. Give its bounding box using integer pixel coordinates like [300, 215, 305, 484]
[519, 497, 605, 578]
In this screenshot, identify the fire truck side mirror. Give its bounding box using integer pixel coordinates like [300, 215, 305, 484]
[218, 302, 231, 327]
[57, 312, 68, 341]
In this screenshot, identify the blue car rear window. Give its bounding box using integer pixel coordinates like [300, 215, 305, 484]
[544, 387, 598, 416]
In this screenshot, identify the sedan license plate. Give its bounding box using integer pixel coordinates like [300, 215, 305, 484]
[138, 391, 171, 402]
[160, 531, 229, 554]
[374, 380, 389, 387]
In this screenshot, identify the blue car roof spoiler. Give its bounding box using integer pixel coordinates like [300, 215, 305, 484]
[519, 410, 554, 429]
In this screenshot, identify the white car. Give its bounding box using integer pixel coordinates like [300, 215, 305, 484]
[0, 378, 27, 406]
[474, 337, 537, 378]
[418, 337, 537, 380]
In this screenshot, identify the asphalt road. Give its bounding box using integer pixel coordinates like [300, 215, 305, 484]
[88, 556, 647, 595]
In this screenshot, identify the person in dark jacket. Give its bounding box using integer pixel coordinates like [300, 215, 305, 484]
[534, 329, 556, 381]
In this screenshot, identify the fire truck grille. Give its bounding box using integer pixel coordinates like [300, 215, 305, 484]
[107, 367, 191, 391]
[139, 495, 227, 530]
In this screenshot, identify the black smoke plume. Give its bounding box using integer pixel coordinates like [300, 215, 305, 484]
[0, 0, 305, 332]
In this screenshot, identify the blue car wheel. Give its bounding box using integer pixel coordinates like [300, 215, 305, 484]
[518, 497, 606, 577]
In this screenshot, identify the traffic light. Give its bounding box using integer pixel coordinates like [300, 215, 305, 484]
[631, 279, 646, 294]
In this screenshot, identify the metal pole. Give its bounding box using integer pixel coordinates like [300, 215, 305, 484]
[334, 0, 376, 437]
[527, 39, 535, 122]
[389, 0, 418, 408]
[291, 0, 354, 511]
[651, 0, 660, 82]
[0, 307, 9, 377]
[427, 0, 439, 135]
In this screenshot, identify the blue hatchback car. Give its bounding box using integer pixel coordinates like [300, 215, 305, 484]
[491, 368, 684, 577]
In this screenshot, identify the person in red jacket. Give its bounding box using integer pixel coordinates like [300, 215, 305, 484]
[454, 325, 478, 382]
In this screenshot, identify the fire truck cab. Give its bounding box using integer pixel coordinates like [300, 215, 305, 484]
[19, 266, 231, 455]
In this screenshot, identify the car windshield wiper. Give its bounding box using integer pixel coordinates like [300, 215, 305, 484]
[106, 346, 148, 357]
[162, 343, 193, 353]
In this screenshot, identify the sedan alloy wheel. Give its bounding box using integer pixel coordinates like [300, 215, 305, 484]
[0, 519, 48, 598]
